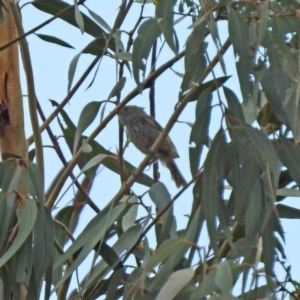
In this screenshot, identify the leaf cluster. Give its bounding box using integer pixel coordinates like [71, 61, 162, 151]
[1, 0, 300, 299]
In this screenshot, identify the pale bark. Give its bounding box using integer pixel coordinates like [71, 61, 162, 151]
[0, 1, 27, 159]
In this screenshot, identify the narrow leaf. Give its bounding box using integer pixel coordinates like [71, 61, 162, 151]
[277, 203, 300, 219]
[189, 86, 212, 176]
[107, 77, 126, 100]
[32, 0, 109, 40]
[121, 195, 138, 232]
[215, 260, 233, 296]
[275, 138, 300, 188]
[73, 101, 101, 154]
[203, 129, 227, 255]
[228, 7, 252, 103]
[132, 18, 161, 88]
[223, 86, 245, 121]
[85, 5, 112, 32]
[156, 0, 177, 53]
[35, 34, 74, 48]
[142, 238, 191, 279]
[73, 0, 84, 33]
[0, 199, 37, 267]
[180, 22, 207, 96]
[80, 154, 108, 173]
[155, 268, 194, 300]
[52, 203, 129, 290]
[68, 38, 107, 91]
[84, 224, 144, 289]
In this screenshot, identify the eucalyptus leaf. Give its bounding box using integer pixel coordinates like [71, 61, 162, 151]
[132, 18, 161, 89]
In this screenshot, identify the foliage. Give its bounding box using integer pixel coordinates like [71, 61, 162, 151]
[1, 0, 300, 299]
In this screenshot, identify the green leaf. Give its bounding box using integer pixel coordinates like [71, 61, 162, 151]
[33, 206, 54, 284]
[203, 129, 227, 255]
[73, 101, 101, 154]
[80, 154, 108, 173]
[105, 269, 126, 300]
[229, 144, 259, 221]
[68, 37, 108, 91]
[112, 52, 132, 61]
[32, 0, 110, 40]
[142, 238, 191, 279]
[149, 182, 175, 244]
[132, 18, 161, 89]
[89, 140, 154, 186]
[228, 7, 252, 103]
[277, 203, 300, 219]
[189, 86, 212, 176]
[217, 198, 234, 250]
[0, 193, 10, 252]
[186, 204, 204, 265]
[107, 77, 126, 100]
[275, 138, 300, 188]
[223, 86, 245, 122]
[73, 0, 84, 33]
[228, 118, 279, 199]
[258, 0, 270, 43]
[189, 267, 218, 300]
[207, 17, 226, 76]
[244, 179, 263, 268]
[16, 232, 32, 285]
[84, 5, 111, 32]
[148, 182, 172, 214]
[262, 214, 277, 275]
[0, 160, 16, 191]
[124, 268, 144, 299]
[261, 29, 300, 142]
[239, 285, 273, 300]
[83, 224, 145, 290]
[52, 203, 129, 290]
[149, 252, 177, 292]
[121, 195, 138, 232]
[207, 16, 220, 47]
[180, 76, 231, 102]
[209, 296, 238, 300]
[180, 23, 207, 96]
[215, 260, 233, 296]
[155, 268, 194, 300]
[156, 0, 177, 54]
[67, 52, 83, 92]
[82, 139, 92, 153]
[142, 237, 151, 268]
[24, 162, 44, 204]
[81, 36, 112, 56]
[0, 199, 37, 267]
[54, 205, 79, 246]
[97, 242, 123, 271]
[277, 188, 300, 197]
[0, 166, 23, 252]
[35, 33, 74, 48]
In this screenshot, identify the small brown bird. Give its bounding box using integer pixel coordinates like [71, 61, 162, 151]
[118, 105, 187, 188]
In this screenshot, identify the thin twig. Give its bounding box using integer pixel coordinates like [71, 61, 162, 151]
[35, 101, 100, 213]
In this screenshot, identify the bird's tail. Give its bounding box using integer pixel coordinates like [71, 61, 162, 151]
[165, 159, 187, 188]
